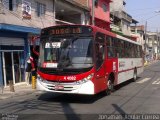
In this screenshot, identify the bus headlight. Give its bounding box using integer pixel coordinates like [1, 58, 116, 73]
[76, 73, 94, 84]
[37, 74, 41, 80]
[37, 74, 48, 83]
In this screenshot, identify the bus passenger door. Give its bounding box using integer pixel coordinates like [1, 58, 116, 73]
[94, 33, 106, 93]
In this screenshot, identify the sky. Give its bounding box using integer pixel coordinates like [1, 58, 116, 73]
[125, 0, 160, 32]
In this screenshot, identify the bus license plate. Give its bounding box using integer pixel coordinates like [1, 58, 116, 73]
[55, 85, 64, 90]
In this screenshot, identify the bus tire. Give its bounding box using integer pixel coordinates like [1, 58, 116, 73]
[106, 76, 114, 95]
[133, 68, 137, 82]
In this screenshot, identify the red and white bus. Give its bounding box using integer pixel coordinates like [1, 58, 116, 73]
[36, 25, 143, 95]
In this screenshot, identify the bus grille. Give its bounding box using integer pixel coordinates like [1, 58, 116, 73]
[43, 81, 80, 92]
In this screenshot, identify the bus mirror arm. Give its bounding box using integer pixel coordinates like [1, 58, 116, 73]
[31, 36, 40, 56]
[33, 47, 39, 56]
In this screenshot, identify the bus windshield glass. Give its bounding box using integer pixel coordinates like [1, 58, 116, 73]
[39, 37, 93, 69]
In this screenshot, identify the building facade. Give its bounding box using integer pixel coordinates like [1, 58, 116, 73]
[0, 0, 89, 87]
[110, 0, 133, 36]
[131, 25, 145, 48]
[54, 0, 89, 25]
[145, 32, 160, 60]
[89, 0, 111, 30]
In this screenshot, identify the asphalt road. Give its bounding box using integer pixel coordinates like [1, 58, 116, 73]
[0, 61, 160, 120]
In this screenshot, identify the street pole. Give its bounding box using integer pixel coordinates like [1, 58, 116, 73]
[144, 21, 147, 59]
[92, 0, 95, 25]
[157, 29, 159, 59]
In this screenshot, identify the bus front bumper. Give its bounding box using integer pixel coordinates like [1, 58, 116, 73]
[36, 78, 95, 95]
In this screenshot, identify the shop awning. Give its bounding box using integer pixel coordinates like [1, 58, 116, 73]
[0, 23, 41, 34]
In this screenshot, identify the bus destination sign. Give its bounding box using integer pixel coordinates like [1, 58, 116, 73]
[41, 26, 92, 36]
[50, 27, 82, 35]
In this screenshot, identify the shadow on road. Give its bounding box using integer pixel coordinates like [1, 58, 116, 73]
[112, 104, 133, 120]
[114, 78, 141, 91]
[0, 96, 82, 120]
[38, 92, 105, 104]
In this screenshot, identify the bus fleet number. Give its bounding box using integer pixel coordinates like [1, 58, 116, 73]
[64, 76, 76, 81]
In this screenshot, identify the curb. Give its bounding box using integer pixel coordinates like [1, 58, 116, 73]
[0, 90, 37, 100]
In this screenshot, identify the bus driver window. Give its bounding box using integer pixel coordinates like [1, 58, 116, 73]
[95, 43, 104, 70]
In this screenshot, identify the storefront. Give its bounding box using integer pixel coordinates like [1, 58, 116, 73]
[0, 40, 25, 86]
[0, 24, 40, 87]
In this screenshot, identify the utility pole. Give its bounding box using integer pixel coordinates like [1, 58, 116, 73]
[91, 0, 95, 25]
[152, 32, 154, 60]
[157, 29, 159, 59]
[144, 21, 147, 59]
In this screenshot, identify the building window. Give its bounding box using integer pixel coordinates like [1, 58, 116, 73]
[102, 4, 107, 12]
[36, 2, 46, 17]
[9, 0, 13, 11]
[3, 0, 18, 11]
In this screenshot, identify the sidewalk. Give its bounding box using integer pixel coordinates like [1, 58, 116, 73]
[0, 83, 36, 100]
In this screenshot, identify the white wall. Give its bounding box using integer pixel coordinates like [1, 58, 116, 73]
[0, 0, 55, 28]
[0, 0, 89, 28]
[110, 0, 125, 12]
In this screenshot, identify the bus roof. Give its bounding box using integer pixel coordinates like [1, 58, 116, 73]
[42, 24, 141, 46]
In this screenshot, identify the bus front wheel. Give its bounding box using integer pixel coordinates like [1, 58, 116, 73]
[106, 77, 114, 95]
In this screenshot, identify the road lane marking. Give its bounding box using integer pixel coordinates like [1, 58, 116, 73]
[136, 78, 150, 83]
[152, 78, 160, 84]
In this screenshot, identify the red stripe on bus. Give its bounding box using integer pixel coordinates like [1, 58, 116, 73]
[118, 66, 143, 73]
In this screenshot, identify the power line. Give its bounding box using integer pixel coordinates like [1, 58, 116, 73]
[133, 12, 155, 17]
[147, 26, 160, 29]
[127, 6, 160, 12]
[145, 14, 160, 20]
[135, 14, 160, 23]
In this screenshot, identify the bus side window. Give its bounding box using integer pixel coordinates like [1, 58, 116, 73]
[125, 42, 129, 58]
[95, 32, 105, 70]
[134, 45, 138, 58]
[137, 45, 141, 58]
[106, 37, 115, 58]
[130, 44, 134, 58]
[140, 46, 143, 57]
[107, 47, 115, 58]
[95, 43, 105, 70]
[106, 36, 112, 46]
[115, 38, 120, 57]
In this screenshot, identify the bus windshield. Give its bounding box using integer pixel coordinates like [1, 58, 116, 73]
[39, 36, 93, 69]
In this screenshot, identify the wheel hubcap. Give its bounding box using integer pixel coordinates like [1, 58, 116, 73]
[108, 80, 112, 90]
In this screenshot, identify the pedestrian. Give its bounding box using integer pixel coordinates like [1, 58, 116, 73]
[30, 56, 36, 78]
[25, 56, 35, 85]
